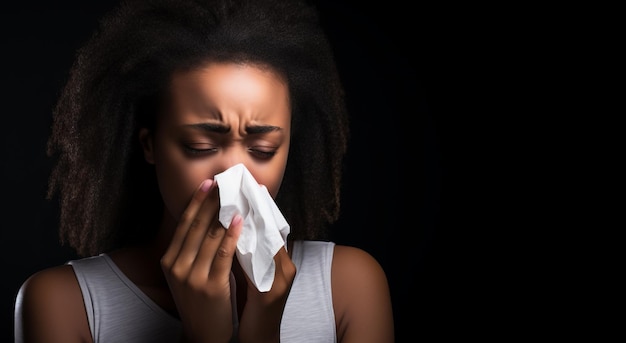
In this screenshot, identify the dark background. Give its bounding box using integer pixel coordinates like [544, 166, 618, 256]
[0, 1, 526, 341]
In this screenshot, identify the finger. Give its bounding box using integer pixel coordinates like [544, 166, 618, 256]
[161, 179, 214, 267]
[187, 223, 227, 285]
[205, 214, 243, 281]
[174, 180, 222, 267]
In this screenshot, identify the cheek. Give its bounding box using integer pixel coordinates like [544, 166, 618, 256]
[251, 155, 288, 199]
[153, 145, 210, 220]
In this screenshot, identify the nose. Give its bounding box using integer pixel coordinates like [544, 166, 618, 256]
[212, 147, 248, 177]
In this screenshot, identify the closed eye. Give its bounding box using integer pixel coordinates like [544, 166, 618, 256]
[248, 147, 276, 160]
[182, 144, 218, 156]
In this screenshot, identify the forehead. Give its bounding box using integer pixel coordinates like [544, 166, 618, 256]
[165, 62, 290, 124]
[170, 62, 287, 100]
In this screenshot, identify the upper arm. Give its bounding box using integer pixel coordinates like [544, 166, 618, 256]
[331, 245, 394, 343]
[15, 265, 92, 343]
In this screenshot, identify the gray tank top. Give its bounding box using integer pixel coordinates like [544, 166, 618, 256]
[67, 240, 337, 342]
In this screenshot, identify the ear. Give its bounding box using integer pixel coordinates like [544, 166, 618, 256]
[139, 128, 155, 164]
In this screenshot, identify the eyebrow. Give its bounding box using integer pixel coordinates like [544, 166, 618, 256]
[246, 125, 282, 134]
[183, 123, 282, 134]
[183, 123, 230, 133]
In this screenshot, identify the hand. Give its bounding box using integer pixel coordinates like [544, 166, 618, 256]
[238, 246, 296, 343]
[160, 179, 242, 343]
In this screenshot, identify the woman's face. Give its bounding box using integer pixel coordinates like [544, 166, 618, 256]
[141, 62, 291, 221]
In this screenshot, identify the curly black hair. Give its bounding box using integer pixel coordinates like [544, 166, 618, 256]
[47, 0, 349, 257]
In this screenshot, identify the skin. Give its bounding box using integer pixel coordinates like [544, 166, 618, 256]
[15, 62, 394, 343]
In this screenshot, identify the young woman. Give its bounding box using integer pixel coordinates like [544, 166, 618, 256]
[14, 0, 394, 342]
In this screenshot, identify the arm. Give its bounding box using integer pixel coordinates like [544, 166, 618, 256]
[15, 265, 92, 343]
[332, 245, 394, 343]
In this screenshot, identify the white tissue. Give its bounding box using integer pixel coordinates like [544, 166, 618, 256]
[214, 163, 290, 292]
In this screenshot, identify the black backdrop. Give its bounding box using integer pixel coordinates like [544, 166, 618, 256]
[0, 1, 505, 341]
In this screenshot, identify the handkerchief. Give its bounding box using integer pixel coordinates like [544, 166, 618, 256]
[214, 163, 290, 292]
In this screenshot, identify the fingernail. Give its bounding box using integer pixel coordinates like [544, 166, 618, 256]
[200, 179, 213, 192]
[231, 214, 242, 226]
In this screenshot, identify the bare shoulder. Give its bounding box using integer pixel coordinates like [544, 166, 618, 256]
[331, 245, 394, 343]
[15, 265, 92, 343]
[332, 245, 387, 278]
